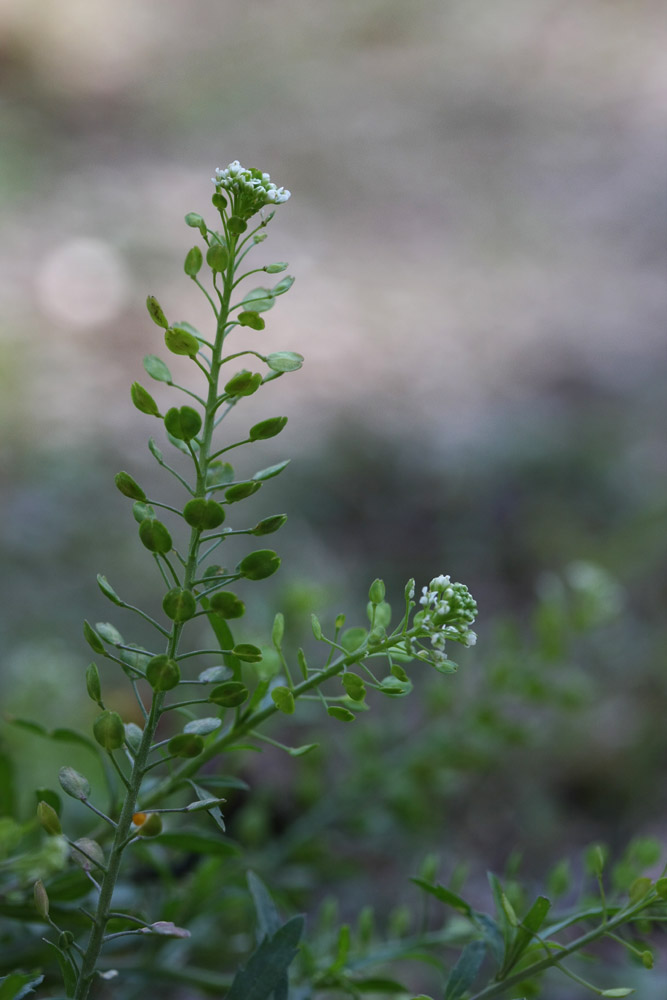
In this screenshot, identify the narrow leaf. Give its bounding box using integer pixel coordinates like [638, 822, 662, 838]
[444, 940, 486, 1000]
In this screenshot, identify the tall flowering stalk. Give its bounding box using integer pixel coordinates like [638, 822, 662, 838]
[26, 163, 478, 998]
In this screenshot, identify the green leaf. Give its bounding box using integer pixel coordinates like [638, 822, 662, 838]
[43, 939, 77, 996]
[204, 612, 242, 679]
[146, 295, 168, 328]
[354, 979, 409, 994]
[183, 717, 222, 736]
[249, 416, 288, 441]
[501, 895, 551, 975]
[328, 706, 355, 723]
[143, 354, 172, 383]
[444, 940, 486, 1000]
[225, 915, 304, 1000]
[155, 830, 238, 856]
[271, 687, 295, 715]
[238, 311, 265, 330]
[410, 878, 473, 917]
[253, 460, 290, 481]
[248, 871, 282, 940]
[0, 752, 16, 816]
[165, 326, 199, 357]
[238, 549, 281, 581]
[131, 381, 160, 416]
[266, 352, 304, 373]
[340, 627, 367, 653]
[0, 972, 44, 1000]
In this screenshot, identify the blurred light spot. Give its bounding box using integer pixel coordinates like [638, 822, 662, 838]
[37, 238, 128, 328]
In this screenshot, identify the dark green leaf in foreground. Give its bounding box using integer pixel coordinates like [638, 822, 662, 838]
[445, 940, 486, 1000]
[225, 915, 304, 1000]
[0, 972, 44, 1000]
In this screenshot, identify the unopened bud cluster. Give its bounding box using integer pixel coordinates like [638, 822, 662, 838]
[414, 574, 478, 665]
[212, 160, 291, 217]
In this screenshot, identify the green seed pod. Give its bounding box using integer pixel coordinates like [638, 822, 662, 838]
[265, 262, 288, 273]
[83, 620, 105, 654]
[130, 382, 160, 417]
[146, 295, 168, 329]
[162, 587, 197, 622]
[184, 246, 203, 277]
[114, 471, 146, 501]
[271, 613, 285, 648]
[124, 722, 143, 753]
[368, 578, 386, 604]
[183, 498, 225, 529]
[37, 800, 62, 836]
[135, 812, 163, 836]
[185, 211, 206, 233]
[93, 710, 125, 752]
[132, 501, 155, 523]
[211, 192, 227, 210]
[146, 654, 181, 691]
[71, 838, 105, 871]
[224, 370, 262, 397]
[238, 549, 281, 581]
[341, 673, 366, 702]
[237, 310, 265, 330]
[271, 686, 295, 715]
[249, 416, 288, 441]
[165, 325, 199, 357]
[164, 405, 202, 441]
[225, 481, 261, 503]
[266, 351, 304, 373]
[167, 733, 204, 758]
[311, 614, 323, 640]
[368, 625, 387, 647]
[206, 244, 229, 272]
[272, 275, 295, 295]
[209, 681, 249, 708]
[227, 216, 247, 234]
[138, 518, 173, 553]
[327, 706, 355, 723]
[95, 621, 123, 646]
[58, 766, 90, 801]
[232, 643, 262, 663]
[34, 880, 49, 918]
[251, 514, 287, 536]
[97, 574, 122, 606]
[209, 591, 245, 619]
[85, 663, 103, 706]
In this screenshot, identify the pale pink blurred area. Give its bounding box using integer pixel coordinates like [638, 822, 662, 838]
[0, 0, 665, 451]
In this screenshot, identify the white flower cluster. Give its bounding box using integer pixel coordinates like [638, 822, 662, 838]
[417, 574, 478, 665]
[212, 161, 291, 214]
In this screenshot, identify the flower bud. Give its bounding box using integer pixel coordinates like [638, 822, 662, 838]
[37, 800, 62, 836]
[34, 880, 49, 918]
[93, 710, 125, 752]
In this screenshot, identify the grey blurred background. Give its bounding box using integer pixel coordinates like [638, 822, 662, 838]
[1, 1, 667, 989]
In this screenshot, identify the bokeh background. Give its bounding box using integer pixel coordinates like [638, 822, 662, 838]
[1, 0, 667, 996]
